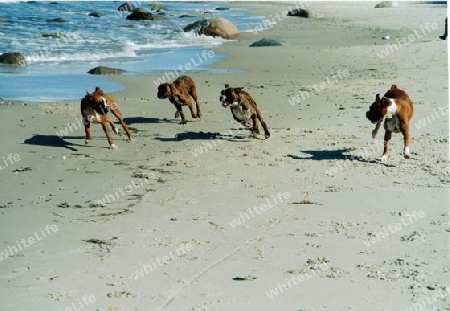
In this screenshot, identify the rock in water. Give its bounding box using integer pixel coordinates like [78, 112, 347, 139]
[118, 2, 135, 12]
[126, 11, 166, 20]
[0, 52, 28, 67]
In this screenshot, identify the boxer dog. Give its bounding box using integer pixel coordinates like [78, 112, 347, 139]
[157, 76, 201, 124]
[366, 84, 414, 162]
[220, 84, 270, 139]
[81, 86, 134, 149]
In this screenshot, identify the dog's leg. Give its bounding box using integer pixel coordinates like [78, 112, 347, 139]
[261, 120, 270, 139]
[256, 110, 270, 138]
[182, 95, 197, 119]
[175, 104, 187, 124]
[400, 120, 411, 159]
[381, 130, 392, 162]
[100, 117, 117, 149]
[372, 120, 382, 139]
[84, 122, 92, 144]
[190, 87, 201, 118]
[105, 116, 119, 135]
[250, 114, 260, 137]
[110, 108, 134, 141]
[81, 99, 92, 144]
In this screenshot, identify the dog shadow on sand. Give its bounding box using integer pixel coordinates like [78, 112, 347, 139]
[23, 134, 83, 151]
[124, 116, 175, 125]
[155, 131, 253, 142]
[287, 148, 392, 165]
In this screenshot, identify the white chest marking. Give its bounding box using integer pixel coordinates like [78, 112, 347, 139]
[385, 98, 398, 119]
[83, 107, 102, 124]
[231, 102, 252, 122]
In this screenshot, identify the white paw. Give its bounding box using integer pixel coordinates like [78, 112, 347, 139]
[380, 155, 388, 162]
[404, 147, 410, 159]
[110, 144, 118, 149]
[241, 121, 251, 128]
[85, 139, 91, 145]
[113, 127, 120, 135]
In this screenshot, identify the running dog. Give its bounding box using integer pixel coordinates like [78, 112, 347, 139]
[157, 76, 201, 124]
[366, 84, 414, 161]
[81, 86, 134, 149]
[220, 84, 270, 138]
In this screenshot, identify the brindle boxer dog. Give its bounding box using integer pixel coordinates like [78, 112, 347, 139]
[157, 76, 201, 124]
[81, 86, 134, 149]
[366, 84, 414, 162]
[220, 84, 270, 139]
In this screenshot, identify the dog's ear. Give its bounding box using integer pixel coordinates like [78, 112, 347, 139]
[235, 87, 244, 93]
[381, 98, 390, 107]
[390, 84, 397, 90]
[376, 94, 380, 101]
[224, 84, 229, 88]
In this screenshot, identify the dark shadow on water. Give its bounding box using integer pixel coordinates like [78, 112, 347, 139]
[23, 134, 83, 151]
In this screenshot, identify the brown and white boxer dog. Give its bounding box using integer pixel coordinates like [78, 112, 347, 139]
[366, 84, 414, 162]
[220, 84, 270, 139]
[81, 86, 134, 149]
[157, 76, 201, 124]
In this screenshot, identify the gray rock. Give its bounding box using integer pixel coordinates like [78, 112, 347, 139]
[89, 12, 103, 18]
[126, 11, 166, 21]
[132, 8, 148, 13]
[375, 1, 397, 8]
[88, 66, 126, 75]
[0, 52, 28, 67]
[118, 2, 135, 12]
[249, 38, 283, 47]
[47, 17, 66, 23]
[183, 18, 239, 40]
[287, 8, 324, 18]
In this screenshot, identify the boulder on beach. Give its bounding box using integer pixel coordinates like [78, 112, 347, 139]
[0, 52, 28, 67]
[88, 66, 126, 75]
[249, 38, 283, 47]
[183, 18, 239, 40]
[375, 1, 398, 8]
[118, 2, 135, 12]
[287, 8, 324, 18]
[126, 11, 166, 21]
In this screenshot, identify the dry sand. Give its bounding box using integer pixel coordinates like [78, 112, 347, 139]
[0, 2, 449, 311]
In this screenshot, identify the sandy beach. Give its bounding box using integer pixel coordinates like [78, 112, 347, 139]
[0, 1, 449, 311]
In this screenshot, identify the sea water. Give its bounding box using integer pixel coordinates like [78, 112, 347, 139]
[0, 1, 268, 102]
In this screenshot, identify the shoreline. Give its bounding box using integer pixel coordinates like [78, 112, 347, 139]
[0, 2, 448, 310]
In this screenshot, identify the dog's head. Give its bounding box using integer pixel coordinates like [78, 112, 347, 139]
[220, 84, 244, 108]
[83, 88, 109, 114]
[157, 83, 171, 99]
[366, 93, 392, 124]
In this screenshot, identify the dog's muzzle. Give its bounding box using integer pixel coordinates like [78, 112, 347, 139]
[157, 89, 168, 99]
[366, 111, 380, 124]
[220, 94, 231, 107]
